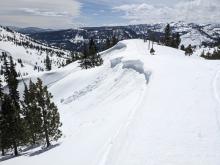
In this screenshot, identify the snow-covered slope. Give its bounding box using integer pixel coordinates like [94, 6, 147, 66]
[0, 26, 70, 79]
[1, 39, 220, 165]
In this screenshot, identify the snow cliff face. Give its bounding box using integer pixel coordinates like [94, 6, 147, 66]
[2, 39, 220, 165]
[0, 26, 70, 80]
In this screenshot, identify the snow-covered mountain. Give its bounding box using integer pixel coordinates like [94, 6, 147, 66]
[19, 22, 220, 52]
[2, 39, 220, 165]
[130, 22, 220, 47]
[0, 26, 70, 80]
[8, 26, 55, 34]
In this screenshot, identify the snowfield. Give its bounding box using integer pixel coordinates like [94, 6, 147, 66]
[1, 39, 220, 165]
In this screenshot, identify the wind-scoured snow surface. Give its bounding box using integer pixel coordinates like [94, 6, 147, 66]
[2, 39, 220, 165]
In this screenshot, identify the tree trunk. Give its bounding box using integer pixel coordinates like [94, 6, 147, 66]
[13, 141, 18, 156]
[1, 148, 5, 156]
[44, 127, 50, 148]
[32, 134, 36, 145]
[43, 109, 50, 148]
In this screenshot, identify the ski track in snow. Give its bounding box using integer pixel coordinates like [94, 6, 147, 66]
[97, 78, 147, 165]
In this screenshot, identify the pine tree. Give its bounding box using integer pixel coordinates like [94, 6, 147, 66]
[3, 55, 10, 84]
[79, 39, 103, 69]
[164, 24, 172, 46]
[175, 33, 181, 48]
[91, 53, 103, 67]
[0, 78, 7, 156]
[150, 47, 155, 55]
[185, 44, 193, 56]
[89, 39, 103, 67]
[0, 78, 3, 100]
[79, 44, 91, 69]
[8, 56, 19, 104]
[200, 50, 205, 58]
[180, 44, 185, 51]
[111, 35, 118, 47]
[163, 24, 181, 49]
[171, 33, 177, 48]
[0, 94, 13, 156]
[3, 56, 24, 156]
[105, 38, 111, 49]
[35, 78, 62, 147]
[45, 54, 52, 71]
[22, 80, 43, 145]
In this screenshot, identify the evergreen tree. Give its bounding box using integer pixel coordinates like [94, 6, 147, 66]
[150, 47, 155, 55]
[35, 78, 62, 147]
[180, 44, 185, 51]
[0, 94, 14, 156]
[88, 39, 103, 67]
[3, 56, 24, 156]
[200, 50, 205, 58]
[22, 80, 43, 145]
[79, 39, 103, 69]
[163, 24, 181, 48]
[3, 55, 10, 84]
[111, 35, 118, 46]
[164, 24, 172, 46]
[201, 48, 220, 59]
[79, 44, 91, 69]
[0, 78, 3, 100]
[105, 38, 111, 49]
[175, 33, 181, 48]
[185, 44, 193, 56]
[91, 53, 103, 67]
[8, 56, 19, 104]
[45, 54, 52, 71]
[0, 78, 7, 156]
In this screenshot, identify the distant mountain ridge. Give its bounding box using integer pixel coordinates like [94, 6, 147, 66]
[8, 26, 54, 34]
[11, 22, 220, 52]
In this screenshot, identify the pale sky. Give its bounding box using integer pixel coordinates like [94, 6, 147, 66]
[0, 0, 219, 29]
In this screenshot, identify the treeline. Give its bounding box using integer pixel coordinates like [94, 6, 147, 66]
[78, 36, 119, 69]
[145, 24, 181, 56]
[79, 38, 104, 69]
[162, 24, 197, 56]
[0, 35, 65, 58]
[162, 24, 181, 49]
[0, 56, 62, 156]
[105, 36, 119, 50]
[201, 47, 220, 59]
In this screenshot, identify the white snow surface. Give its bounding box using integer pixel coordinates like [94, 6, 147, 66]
[0, 27, 69, 80]
[1, 39, 220, 165]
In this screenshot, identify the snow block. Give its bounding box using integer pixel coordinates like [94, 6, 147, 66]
[122, 60, 151, 84]
[110, 57, 123, 68]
